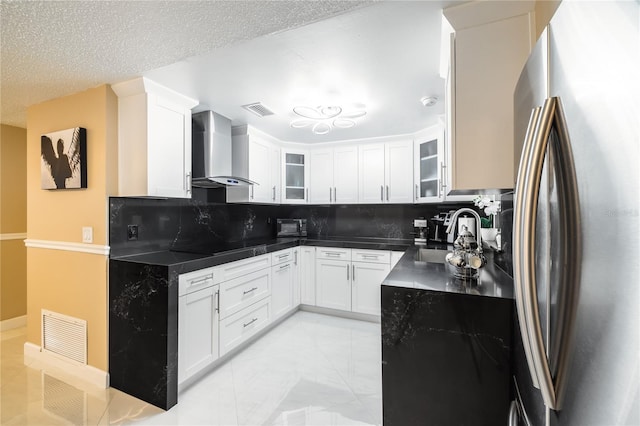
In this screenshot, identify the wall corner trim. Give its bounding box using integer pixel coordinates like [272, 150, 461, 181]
[0, 233, 27, 241]
[24, 239, 110, 256]
[24, 342, 110, 389]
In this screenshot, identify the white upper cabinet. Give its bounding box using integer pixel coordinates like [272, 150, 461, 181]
[413, 125, 474, 203]
[359, 140, 413, 204]
[444, 1, 534, 192]
[282, 149, 309, 204]
[358, 144, 385, 203]
[111, 77, 198, 198]
[414, 131, 444, 203]
[227, 126, 281, 204]
[309, 146, 358, 204]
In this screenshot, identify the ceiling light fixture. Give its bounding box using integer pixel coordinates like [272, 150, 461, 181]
[290, 105, 366, 135]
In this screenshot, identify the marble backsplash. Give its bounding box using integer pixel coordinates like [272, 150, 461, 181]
[110, 188, 471, 257]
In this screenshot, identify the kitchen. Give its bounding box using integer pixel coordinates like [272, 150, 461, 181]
[1, 1, 638, 426]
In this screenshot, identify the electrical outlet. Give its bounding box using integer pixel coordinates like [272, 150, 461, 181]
[127, 224, 139, 241]
[82, 227, 93, 244]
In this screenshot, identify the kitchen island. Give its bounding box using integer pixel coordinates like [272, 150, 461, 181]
[381, 246, 514, 426]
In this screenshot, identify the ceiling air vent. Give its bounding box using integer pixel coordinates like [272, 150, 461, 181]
[242, 102, 275, 117]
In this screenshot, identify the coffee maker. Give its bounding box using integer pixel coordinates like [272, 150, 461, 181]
[429, 212, 448, 242]
[413, 218, 428, 245]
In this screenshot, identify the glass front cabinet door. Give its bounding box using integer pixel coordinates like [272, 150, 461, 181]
[414, 128, 445, 203]
[282, 149, 309, 204]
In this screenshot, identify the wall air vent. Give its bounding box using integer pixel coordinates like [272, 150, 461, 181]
[242, 102, 275, 117]
[41, 309, 87, 365]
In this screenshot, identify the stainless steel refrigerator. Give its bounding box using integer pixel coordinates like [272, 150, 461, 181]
[511, 1, 639, 425]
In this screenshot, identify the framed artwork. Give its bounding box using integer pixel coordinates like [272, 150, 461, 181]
[40, 127, 87, 190]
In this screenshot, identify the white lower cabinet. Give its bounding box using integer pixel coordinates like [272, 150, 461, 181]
[292, 247, 301, 306]
[219, 297, 270, 356]
[300, 246, 316, 305]
[351, 262, 390, 315]
[178, 268, 219, 384]
[272, 261, 294, 320]
[315, 259, 352, 311]
[179, 245, 404, 386]
[315, 247, 392, 315]
[219, 268, 271, 320]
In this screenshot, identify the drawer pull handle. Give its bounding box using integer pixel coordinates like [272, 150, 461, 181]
[326, 252, 342, 257]
[189, 275, 213, 285]
[243, 287, 258, 295]
[279, 264, 290, 270]
[277, 254, 289, 258]
[243, 317, 258, 328]
[362, 254, 379, 258]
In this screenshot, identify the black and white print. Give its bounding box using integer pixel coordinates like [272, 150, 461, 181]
[41, 127, 87, 189]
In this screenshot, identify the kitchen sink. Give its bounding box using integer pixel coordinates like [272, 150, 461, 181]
[414, 248, 448, 264]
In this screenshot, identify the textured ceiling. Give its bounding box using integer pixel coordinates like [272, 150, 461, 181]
[0, 0, 373, 127]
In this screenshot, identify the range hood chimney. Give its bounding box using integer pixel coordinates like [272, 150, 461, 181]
[191, 111, 256, 188]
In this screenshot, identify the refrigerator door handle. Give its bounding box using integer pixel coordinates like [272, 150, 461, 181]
[521, 96, 581, 411]
[514, 105, 543, 390]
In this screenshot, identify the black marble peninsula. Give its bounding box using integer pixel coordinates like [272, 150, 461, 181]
[109, 236, 411, 410]
[381, 246, 514, 426]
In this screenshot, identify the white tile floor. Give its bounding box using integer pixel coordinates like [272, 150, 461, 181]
[0, 311, 382, 425]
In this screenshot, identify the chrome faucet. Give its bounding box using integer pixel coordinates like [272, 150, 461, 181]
[445, 208, 483, 251]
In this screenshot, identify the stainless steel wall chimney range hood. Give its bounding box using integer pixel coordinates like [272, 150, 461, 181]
[191, 111, 256, 188]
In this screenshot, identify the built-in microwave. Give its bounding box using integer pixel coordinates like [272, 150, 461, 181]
[276, 218, 307, 237]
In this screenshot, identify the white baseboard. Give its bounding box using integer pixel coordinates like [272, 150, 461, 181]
[24, 342, 109, 389]
[299, 304, 381, 323]
[1, 315, 27, 331]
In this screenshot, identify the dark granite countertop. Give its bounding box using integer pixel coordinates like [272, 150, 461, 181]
[110, 237, 512, 299]
[382, 245, 514, 300]
[109, 236, 413, 270]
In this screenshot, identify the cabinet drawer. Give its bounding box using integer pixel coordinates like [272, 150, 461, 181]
[352, 249, 391, 264]
[179, 267, 216, 296]
[219, 297, 270, 356]
[215, 253, 271, 283]
[271, 248, 293, 265]
[219, 268, 271, 319]
[315, 247, 351, 261]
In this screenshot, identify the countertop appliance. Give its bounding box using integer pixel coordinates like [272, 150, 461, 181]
[191, 111, 256, 188]
[511, 2, 639, 425]
[412, 218, 427, 245]
[276, 218, 307, 237]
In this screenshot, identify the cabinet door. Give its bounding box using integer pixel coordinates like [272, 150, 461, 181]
[358, 144, 386, 203]
[385, 140, 414, 204]
[333, 146, 359, 204]
[272, 262, 293, 320]
[351, 262, 390, 315]
[219, 297, 270, 356]
[292, 248, 301, 306]
[219, 268, 271, 320]
[300, 247, 316, 305]
[248, 137, 272, 203]
[282, 150, 308, 204]
[414, 135, 444, 203]
[315, 259, 351, 311]
[178, 285, 219, 383]
[309, 149, 334, 204]
[147, 95, 192, 198]
[270, 145, 281, 203]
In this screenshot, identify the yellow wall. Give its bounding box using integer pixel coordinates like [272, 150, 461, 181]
[26, 85, 117, 371]
[1, 124, 28, 321]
